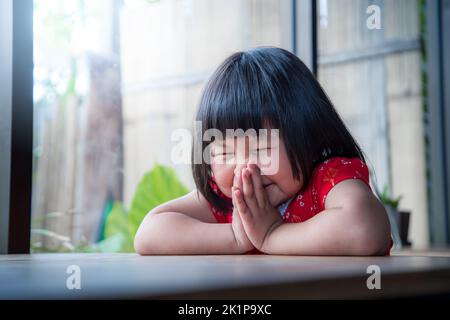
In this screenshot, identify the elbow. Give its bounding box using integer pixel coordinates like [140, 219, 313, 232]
[349, 223, 392, 256]
[134, 232, 149, 255]
[346, 196, 392, 256]
[133, 209, 161, 255]
[134, 225, 152, 255]
[134, 240, 145, 255]
[134, 240, 156, 256]
[352, 236, 390, 256]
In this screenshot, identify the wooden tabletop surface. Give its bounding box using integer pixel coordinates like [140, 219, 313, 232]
[1, 252, 450, 299]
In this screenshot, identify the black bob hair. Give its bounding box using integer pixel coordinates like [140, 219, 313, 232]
[192, 47, 365, 212]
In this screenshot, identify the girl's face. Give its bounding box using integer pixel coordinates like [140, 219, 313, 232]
[209, 132, 302, 207]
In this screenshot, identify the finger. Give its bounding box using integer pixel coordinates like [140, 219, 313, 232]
[234, 187, 250, 217]
[242, 167, 259, 211]
[232, 205, 239, 225]
[242, 167, 254, 197]
[232, 205, 244, 230]
[231, 186, 237, 207]
[248, 163, 266, 207]
[237, 167, 243, 190]
[232, 204, 239, 222]
[233, 167, 243, 191]
[231, 187, 238, 224]
[236, 203, 255, 245]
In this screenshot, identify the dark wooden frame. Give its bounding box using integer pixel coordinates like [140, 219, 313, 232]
[293, 0, 317, 75]
[4, 0, 33, 254]
[3, 0, 449, 253]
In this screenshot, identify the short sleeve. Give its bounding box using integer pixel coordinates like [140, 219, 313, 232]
[207, 177, 233, 223]
[313, 157, 370, 209]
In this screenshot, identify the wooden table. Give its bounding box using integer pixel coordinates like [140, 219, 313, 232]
[1, 252, 450, 299]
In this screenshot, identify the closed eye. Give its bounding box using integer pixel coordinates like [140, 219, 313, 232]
[251, 147, 271, 153]
[212, 152, 234, 157]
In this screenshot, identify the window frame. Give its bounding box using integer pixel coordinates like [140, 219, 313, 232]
[8, 0, 450, 253]
[0, 0, 33, 254]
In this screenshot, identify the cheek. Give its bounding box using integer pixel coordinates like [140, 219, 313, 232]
[263, 146, 302, 196]
[210, 163, 235, 197]
[278, 159, 302, 196]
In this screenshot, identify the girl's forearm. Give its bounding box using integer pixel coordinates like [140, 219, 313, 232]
[261, 208, 390, 256]
[134, 212, 245, 255]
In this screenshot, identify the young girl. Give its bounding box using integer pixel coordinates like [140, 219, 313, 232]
[134, 47, 392, 256]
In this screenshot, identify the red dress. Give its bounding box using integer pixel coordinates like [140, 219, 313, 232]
[208, 157, 393, 255]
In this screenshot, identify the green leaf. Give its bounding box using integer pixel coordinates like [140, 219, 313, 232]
[128, 164, 189, 239]
[102, 201, 134, 252]
[379, 185, 402, 210]
[84, 234, 126, 253]
[105, 202, 129, 239]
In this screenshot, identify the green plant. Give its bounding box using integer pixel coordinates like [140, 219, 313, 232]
[31, 164, 189, 253]
[128, 164, 189, 239]
[379, 185, 402, 210]
[101, 163, 189, 252]
[99, 201, 134, 252]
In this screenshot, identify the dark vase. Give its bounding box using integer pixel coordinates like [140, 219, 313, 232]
[396, 210, 412, 247]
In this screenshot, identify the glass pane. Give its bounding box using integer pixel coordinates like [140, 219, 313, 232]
[318, 58, 389, 186]
[384, 0, 419, 40]
[318, 0, 385, 56]
[317, 0, 427, 247]
[32, 0, 290, 252]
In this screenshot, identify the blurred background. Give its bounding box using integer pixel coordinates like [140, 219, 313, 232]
[2, 0, 449, 253]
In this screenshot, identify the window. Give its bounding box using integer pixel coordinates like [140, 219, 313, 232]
[316, 0, 427, 247]
[31, 0, 293, 252]
[2, 0, 448, 253]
